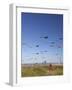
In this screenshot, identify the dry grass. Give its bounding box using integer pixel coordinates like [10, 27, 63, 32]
[21, 64, 63, 77]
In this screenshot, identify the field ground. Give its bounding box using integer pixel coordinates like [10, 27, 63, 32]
[21, 64, 63, 77]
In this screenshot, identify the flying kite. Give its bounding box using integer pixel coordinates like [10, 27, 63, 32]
[50, 42, 55, 44]
[59, 37, 63, 40]
[36, 45, 39, 47]
[50, 45, 54, 47]
[22, 42, 32, 48]
[40, 36, 48, 39]
[32, 52, 39, 55]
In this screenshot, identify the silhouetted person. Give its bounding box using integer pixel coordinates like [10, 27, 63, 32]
[49, 64, 52, 71]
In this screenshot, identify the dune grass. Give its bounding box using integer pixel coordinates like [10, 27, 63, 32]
[21, 64, 63, 77]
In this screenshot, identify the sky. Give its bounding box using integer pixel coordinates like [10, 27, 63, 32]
[21, 12, 63, 64]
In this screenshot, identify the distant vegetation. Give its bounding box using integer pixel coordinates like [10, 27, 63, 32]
[21, 64, 63, 77]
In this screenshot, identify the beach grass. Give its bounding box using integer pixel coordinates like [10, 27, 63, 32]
[21, 64, 63, 77]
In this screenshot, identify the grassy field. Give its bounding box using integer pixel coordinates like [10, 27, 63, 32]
[21, 64, 63, 77]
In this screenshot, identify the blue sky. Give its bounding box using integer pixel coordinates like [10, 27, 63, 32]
[21, 12, 63, 64]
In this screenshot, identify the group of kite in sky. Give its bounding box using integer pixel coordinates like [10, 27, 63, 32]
[22, 34, 63, 64]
